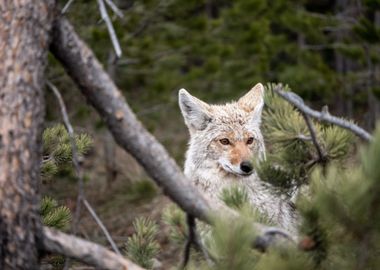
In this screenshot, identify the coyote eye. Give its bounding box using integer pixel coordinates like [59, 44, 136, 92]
[246, 137, 254, 145]
[219, 138, 230, 145]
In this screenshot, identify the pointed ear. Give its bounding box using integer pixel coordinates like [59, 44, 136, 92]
[238, 83, 265, 125]
[178, 89, 212, 131]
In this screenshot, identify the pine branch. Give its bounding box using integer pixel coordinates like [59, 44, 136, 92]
[47, 82, 84, 237]
[47, 82, 121, 260]
[271, 84, 372, 142]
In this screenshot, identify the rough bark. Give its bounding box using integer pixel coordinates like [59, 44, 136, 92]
[50, 18, 298, 249]
[50, 17, 212, 223]
[42, 227, 144, 270]
[0, 1, 55, 269]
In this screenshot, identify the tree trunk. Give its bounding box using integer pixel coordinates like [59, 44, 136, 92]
[0, 1, 55, 269]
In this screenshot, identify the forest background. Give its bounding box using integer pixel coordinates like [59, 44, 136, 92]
[44, 0, 380, 267]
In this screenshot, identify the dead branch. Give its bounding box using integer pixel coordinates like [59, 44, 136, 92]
[47, 82, 121, 257]
[42, 227, 144, 270]
[83, 198, 121, 255]
[301, 113, 326, 163]
[47, 81, 84, 238]
[97, 0, 122, 57]
[50, 17, 298, 252]
[62, 0, 75, 14]
[104, 0, 124, 19]
[272, 85, 372, 142]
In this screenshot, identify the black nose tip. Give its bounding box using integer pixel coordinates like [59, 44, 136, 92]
[240, 161, 253, 173]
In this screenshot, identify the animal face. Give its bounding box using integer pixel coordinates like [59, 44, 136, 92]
[179, 83, 266, 176]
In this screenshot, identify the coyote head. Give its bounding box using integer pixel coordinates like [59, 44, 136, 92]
[179, 83, 265, 177]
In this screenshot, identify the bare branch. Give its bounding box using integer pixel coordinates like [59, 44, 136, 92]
[47, 81, 84, 236]
[272, 85, 372, 142]
[47, 82, 121, 257]
[42, 227, 144, 270]
[104, 0, 124, 19]
[83, 198, 121, 255]
[181, 214, 195, 268]
[97, 0, 122, 58]
[62, 0, 75, 14]
[301, 113, 326, 163]
[50, 18, 298, 252]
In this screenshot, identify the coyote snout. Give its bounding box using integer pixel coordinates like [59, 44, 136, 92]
[217, 138, 255, 176]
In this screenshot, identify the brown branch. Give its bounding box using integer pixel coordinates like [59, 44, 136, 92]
[272, 85, 372, 142]
[50, 17, 298, 251]
[42, 227, 144, 270]
[301, 112, 326, 163]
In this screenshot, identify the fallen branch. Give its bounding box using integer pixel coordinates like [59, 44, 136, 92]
[42, 227, 144, 270]
[272, 85, 372, 142]
[50, 17, 298, 252]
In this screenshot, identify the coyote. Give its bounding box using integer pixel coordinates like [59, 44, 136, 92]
[178, 83, 298, 233]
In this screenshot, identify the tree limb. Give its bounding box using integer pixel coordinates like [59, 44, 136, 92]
[272, 85, 372, 142]
[42, 227, 144, 270]
[50, 17, 298, 251]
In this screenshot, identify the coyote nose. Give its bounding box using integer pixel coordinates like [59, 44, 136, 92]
[240, 161, 253, 174]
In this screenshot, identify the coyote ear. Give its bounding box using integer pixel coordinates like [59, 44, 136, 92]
[238, 83, 265, 125]
[178, 89, 212, 131]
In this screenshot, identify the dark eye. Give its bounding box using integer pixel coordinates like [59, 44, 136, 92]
[246, 137, 254, 145]
[219, 138, 230, 145]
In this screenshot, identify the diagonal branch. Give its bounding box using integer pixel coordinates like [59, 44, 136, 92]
[42, 226, 144, 270]
[104, 0, 124, 19]
[272, 85, 372, 142]
[62, 0, 75, 14]
[97, 0, 122, 58]
[50, 17, 298, 252]
[301, 112, 326, 163]
[83, 198, 121, 255]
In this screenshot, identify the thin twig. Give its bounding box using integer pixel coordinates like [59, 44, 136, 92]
[272, 85, 372, 142]
[181, 214, 214, 268]
[62, 0, 75, 14]
[83, 198, 121, 255]
[97, 0, 122, 58]
[47, 81, 84, 235]
[301, 113, 326, 163]
[104, 0, 124, 19]
[47, 82, 121, 257]
[181, 214, 195, 268]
